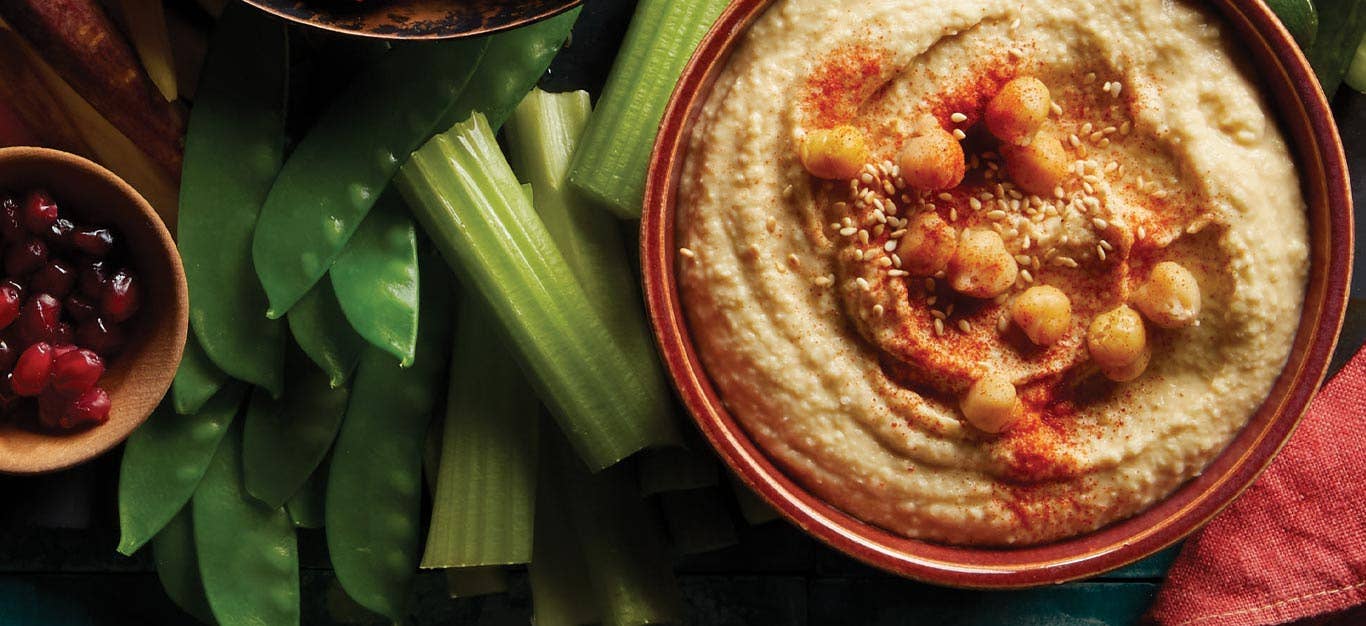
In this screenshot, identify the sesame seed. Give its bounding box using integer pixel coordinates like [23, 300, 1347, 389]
[1120, 121, 1132, 135]
[1136, 225, 1147, 240]
[970, 197, 983, 211]
[859, 230, 870, 244]
[951, 112, 968, 123]
[679, 247, 696, 258]
[854, 249, 864, 260]
[987, 210, 1008, 220]
[1085, 72, 1096, 84]
[856, 277, 870, 290]
[950, 207, 959, 221]
[890, 229, 907, 238]
[958, 319, 972, 333]
[1054, 256, 1079, 268]
[1092, 217, 1109, 229]
[1102, 81, 1112, 93]
[1111, 82, 1123, 96]
[892, 254, 902, 268]
[926, 296, 937, 306]
[1096, 245, 1107, 261]
[924, 278, 936, 291]
[1021, 268, 1034, 283]
[1050, 101, 1063, 116]
[839, 226, 857, 237]
[884, 240, 897, 252]
[1099, 239, 1113, 251]
[883, 181, 895, 195]
[860, 173, 874, 184]
[1053, 186, 1065, 199]
[873, 304, 885, 316]
[1089, 131, 1104, 143]
[1010, 17, 1021, 29]
[938, 193, 953, 202]
[934, 318, 945, 336]
[878, 257, 892, 267]
[888, 269, 908, 277]
[1069, 134, 1082, 148]
[952, 129, 967, 140]
[766, 216, 778, 232]
[997, 316, 1011, 333]
[931, 310, 947, 320]
[1098, 138, 1110, 148]
[1104, 161, 1118, 173]
[814, 275, 832, 287]
[1153, 189, 1169, 199]
[1015, 254, 1031, 265]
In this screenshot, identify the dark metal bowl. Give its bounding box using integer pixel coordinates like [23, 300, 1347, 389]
[239, 0, 582, 40]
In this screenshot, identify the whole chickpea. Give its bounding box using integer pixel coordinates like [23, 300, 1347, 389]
[961, 371, 1020, 434]
[1133, 261, 1202, 329]
[1086, 305, 1150, 381]
[1010, 285, 1072, 346]
[948, 229, 1018, 298]
[1001, 131, 1068, 196]
[898, 126, 965, 191]
[896, 212, 957, 277]
[985, 76, 1052, 144]
[798, 125, 870, 180]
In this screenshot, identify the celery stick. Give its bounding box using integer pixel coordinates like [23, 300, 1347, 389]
[567, 0, 729, 218]
[660, 487, 738, 555]
[638, 445, 719, 495]
[551, 432, 682, 626]
[506, 89, 678, 447]
[730, 477, 780, 526]
[396, 113, 675, 469]
[530, 428, 602, 626]
[422, 297, 538, 569]
[445, 567, 508, 599]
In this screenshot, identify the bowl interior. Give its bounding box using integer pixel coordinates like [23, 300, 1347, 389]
[0, 147, 186, 475]
[642, 0, 1352, 587]
[241, 0, 582, 40]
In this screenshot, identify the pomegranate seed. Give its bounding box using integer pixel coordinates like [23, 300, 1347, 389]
[0, 284, 20, 330]
[63, 386, 110, 428]
[76, 318, 124, 357]
[50, 343, 76, 359]
[21, 190, 58, 234]
[5, 237, 47, 276]
[70, 227, 114, 257]
[51, 348, 103, 396]
[64, 294, 97, 322]
[11, 342, 52, 396]
[0, 195, 19, 241]
[77, 260, 108, 299]
[31, 260, 75, 297]
[101, 269, 139, 323]
[45, 218, 73, 248]
[17, 294, 61, 345]
[0, 338, 17, 372]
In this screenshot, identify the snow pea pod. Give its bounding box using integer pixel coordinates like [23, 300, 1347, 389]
[286, 458, 327, 529]
[251, 38, 487, 318]
[330, 191, 419, 366]
[194, 420, 300, 626]
[118, 384, 247, 556]
[151, 505, 213, 624]
[171, 334, 227, 415]
[326, 262, 453, 620]
[179, 2, 288, 395]
[287, 279, 365, 388]
[242, 348, 350, 508]
[438, 8, 581, 132]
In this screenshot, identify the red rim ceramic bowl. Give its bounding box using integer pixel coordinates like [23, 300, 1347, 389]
[642, 0, 1353, 588]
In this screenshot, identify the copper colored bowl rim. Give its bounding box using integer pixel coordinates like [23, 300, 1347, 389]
[239, 0, 583, 41]
[641, 0, 1353, 588]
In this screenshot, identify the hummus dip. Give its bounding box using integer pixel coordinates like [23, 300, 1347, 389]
[677, 0, 1309, 545]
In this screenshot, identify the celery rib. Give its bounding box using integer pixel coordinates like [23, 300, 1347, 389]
[422, 297, 538, 569]
[567, 0, 729, 218]
[396, 113, 674, 470]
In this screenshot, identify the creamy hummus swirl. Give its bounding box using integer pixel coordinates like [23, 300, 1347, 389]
[677, 0, 1308, 545]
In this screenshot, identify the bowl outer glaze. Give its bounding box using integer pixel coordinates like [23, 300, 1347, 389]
[641, 0, 1353, 587]
[240, 0, 582, 40]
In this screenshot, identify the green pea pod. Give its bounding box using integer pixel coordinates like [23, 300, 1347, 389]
[326, 262, 453, 620]
[287, 279, 365, 388]
[439, 8, 581, 132]
[179, 2, 288, 395]
[118, 384, 247, 556]
[194, 420, 300, 626]
[171, 334, 228, 415]
[242, 349, 351, 508]
[331, 192, 419, 366]
[286, 458, 328, 529]
[252, 38, 487, 318]
[151, 505, 214, 624]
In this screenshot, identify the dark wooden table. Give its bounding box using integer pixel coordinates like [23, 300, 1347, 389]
[2, 2, 1364, 624]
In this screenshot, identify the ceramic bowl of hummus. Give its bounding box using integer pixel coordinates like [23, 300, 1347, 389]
[643, 0, 1352, 586]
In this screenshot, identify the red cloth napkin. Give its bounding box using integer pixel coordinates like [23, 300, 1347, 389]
[1146, 347, 1366, 625]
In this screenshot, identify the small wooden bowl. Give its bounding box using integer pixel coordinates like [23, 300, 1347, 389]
[0, 147, 186, 475]
[642, 0, 1353, 587]
[241, 0, 582, 40]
